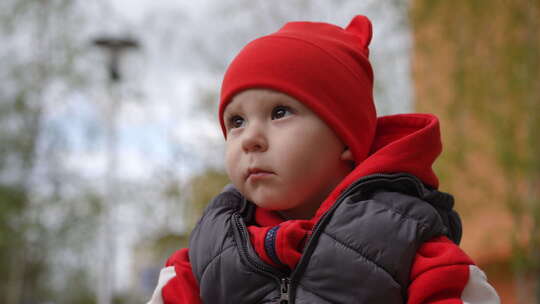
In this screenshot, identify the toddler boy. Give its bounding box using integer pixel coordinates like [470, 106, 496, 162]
[148, 15, 499, 303]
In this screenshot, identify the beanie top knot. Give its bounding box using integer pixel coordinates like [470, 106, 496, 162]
[219, 15, 377, 163]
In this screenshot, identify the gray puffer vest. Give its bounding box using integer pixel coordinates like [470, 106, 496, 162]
[189, 173, 462, 304]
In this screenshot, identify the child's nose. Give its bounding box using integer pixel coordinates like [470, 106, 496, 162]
[241, 122, 268, 153]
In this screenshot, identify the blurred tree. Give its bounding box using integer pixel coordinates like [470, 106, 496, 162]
[0, 0, 103, 303]
[184, 169, 230, 230]
[411, 0, 539, 302]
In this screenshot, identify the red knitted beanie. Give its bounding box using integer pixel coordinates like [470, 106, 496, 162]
[219, 15, 377, 162]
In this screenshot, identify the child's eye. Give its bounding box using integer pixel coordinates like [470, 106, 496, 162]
[271, 106, 292, 120]
[228, 115, 245, 129]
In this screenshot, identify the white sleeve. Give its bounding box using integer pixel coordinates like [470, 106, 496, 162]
[461, 265, 500, 304]
[146, 266, 177, 304]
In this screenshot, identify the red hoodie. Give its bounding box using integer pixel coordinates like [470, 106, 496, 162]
[147, 114, 499, 304]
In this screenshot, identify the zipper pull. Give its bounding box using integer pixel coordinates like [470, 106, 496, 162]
[280, 277, 290, 303]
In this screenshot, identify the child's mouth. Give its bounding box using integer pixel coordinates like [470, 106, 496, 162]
[246, 168, 275, 181]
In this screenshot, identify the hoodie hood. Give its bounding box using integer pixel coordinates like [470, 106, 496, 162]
[314, 113, 442, 220]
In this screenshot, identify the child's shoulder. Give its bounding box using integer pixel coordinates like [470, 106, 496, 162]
[409, 236, 500, 304]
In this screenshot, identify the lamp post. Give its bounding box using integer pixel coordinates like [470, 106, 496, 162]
[93, 36, 139, 304]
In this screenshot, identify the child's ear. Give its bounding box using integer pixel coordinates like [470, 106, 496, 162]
[340, 146, 354, 162]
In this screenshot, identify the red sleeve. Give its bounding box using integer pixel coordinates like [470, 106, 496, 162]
[407, 236, 499, 304]
[147, 248, 202, 304]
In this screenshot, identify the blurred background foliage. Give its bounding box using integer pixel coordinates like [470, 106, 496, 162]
[412, 0, 539, 302]
[0, 0, 538, 303]
[0, 1, 100, 303]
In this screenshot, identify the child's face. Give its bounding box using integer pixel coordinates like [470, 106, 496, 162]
[223, 89, 353, 219]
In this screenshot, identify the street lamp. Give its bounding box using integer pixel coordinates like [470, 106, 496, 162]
[93, 36, 139, 304]
[93, 37, 139, 82]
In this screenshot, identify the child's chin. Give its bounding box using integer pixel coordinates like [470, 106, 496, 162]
[245, 188, 294, 209]
[253, 201, 283, 210]
[250, 197, 288, 211]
